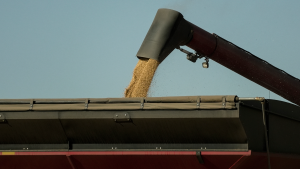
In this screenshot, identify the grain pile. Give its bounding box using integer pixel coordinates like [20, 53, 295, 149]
[124, 58, 160, 98]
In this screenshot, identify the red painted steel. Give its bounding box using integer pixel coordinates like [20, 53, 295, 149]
[226, 152, 300, 169]
[202, 150, 251, 156]
[1, 150, 299, 169]
[0, 156, 73, 169]
[0, 151, 252, 156]
[68, 151, 196, 156]
[186, 22, 217, 56]
[186, 23, 300, 106]
[0, 153, 244, 169]
[0, 151, 249, 169]
[0, 151, 197, 156]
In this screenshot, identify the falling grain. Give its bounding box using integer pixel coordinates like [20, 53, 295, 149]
[124, 58, 148, 97]
[124, 58, 160, 98]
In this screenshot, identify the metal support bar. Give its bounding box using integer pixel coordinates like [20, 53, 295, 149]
[140, 99, 144, 109]
[66, 156, 77, 169]
[237, 97, 265, 102]
[29, 100, 34, 110]
[222, 97, 226, 108]
[238, 97, 271, 169]
[84, 99, 89, 110]
[197, 97, 201, 109]
[196, 151, 204, 164]
[261, 100, 271, 169]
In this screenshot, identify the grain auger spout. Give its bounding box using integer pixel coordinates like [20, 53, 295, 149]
[137, 8, 300, 106]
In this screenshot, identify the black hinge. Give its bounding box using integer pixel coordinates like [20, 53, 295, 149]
[114, 112, 131, 122]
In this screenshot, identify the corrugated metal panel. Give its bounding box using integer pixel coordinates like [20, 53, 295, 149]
[0, 95, 237, 111]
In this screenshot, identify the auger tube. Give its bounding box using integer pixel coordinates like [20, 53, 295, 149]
[137, 8, 300, 106]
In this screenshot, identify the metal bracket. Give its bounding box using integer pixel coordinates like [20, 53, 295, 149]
[196, 151, 204, 164]
[84, 99, 89, 110]
[177, 47, 205, 63]
[222, 97, 226, 108]
[114, 112, 131, 122]
[177, 47, 209, 68]
[0, 113, 5, 123]
[29, 99, 34, 110]
[197, 97, 201, 109]
[140, 99, 144, 109]
[202, 57, 209, 68]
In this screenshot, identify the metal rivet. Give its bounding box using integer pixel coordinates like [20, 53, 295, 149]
[125, 114, 126, 116]
[116, 115, 118, 117]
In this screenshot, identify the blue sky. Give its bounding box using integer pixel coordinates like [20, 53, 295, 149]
[1, 0, 300, 104]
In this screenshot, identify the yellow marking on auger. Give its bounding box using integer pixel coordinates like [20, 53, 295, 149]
[2, 152, 15, 155]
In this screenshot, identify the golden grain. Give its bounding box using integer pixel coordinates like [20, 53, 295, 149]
[124, 58, 160, 98]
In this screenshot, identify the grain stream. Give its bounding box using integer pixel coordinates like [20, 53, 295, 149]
[124, 58, 160, 98]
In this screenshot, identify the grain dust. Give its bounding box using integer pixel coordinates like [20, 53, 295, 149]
[124, 58, 160, 98]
